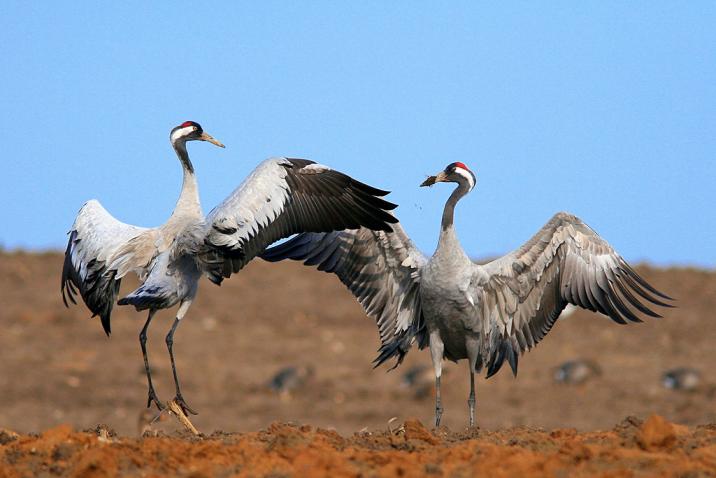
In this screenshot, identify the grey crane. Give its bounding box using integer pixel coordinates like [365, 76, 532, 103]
[262, 161, 673, 427]
[61, 121, 398, 416]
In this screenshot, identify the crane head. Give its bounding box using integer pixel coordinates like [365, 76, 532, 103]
[420, 162, 476, 190]
[170, 121, 225, 148]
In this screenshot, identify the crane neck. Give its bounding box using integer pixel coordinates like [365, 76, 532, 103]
[172, 140, 202, 217]
[173, 140, 194, 174]
[440, 182, 470, 232]
[436, 182, 471, 258]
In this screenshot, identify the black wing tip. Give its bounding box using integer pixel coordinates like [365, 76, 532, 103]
[61, 235, 78, 308]
[260, 233, 321, 262]
[384, 210, 399, 221]
[485, 363, 501, 378]
[619, 270, 674, 310]
[350, 178, 392, 198]
[578, 262, 676, 325]
[486, 340, 519, 378]
[93, 312, 111, 336]
[372, 342, 407, 371]
[60, 281, 78, 308]
[100, 308, 112, 335]
[286, 157, 393, 197]
[382, 200, 399, 212]
[621, 262, 675, 302]
[209, 275, 224, 286]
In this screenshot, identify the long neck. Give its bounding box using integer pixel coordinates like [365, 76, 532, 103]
[172, 141, 202, 217]
[436, 183, 470, 257]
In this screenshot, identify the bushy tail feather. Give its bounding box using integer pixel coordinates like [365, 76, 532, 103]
[118, 284, 174, 312]
[486, 338, 519, 378]
[373, 313, 427, 370]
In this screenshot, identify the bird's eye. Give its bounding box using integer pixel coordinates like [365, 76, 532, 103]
[192, 126, 198, 131]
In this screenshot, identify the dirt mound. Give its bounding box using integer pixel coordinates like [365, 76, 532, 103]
[1, 416, 715, 477]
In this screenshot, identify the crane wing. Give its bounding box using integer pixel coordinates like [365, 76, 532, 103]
[472, 212, 673, 378]
[199, 158, 398, 284]
[261, 223, 428, 368]
[61, 200, 156, 335]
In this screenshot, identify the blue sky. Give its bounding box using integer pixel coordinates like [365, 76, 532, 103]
[1, 2, 714, 267]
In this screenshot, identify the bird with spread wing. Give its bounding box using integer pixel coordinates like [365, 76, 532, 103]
[61, 121, 398, 417]
[262, 161, 673, 427]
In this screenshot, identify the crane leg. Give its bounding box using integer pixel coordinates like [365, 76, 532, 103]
[434, 375, 443, 427]
[165, 300, 197, 416]
[466, 336, 479, 428]
[139, 309, 164, 411]
[429, 331, 445, 427]
[468, 371, 476, 428]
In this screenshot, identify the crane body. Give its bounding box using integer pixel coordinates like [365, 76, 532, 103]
[62, 121, 398, 415]
[262, 161, 673, 427]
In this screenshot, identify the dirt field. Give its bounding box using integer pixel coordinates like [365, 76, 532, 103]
[2, 416, 716, 477]
[0, 251, 714, 476]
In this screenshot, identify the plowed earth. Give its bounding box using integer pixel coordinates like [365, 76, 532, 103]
[0, 252, 714, 476]
[2, 416, 716, 477]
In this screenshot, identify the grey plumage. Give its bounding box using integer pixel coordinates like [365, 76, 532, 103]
[262, 223, 428, 368]
[201, 158, 397, 284]
[262, 161, 673, 427]
[61, 203, 149, 334]
[61, 121, 397, 415]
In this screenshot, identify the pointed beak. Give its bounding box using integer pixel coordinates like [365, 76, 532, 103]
[420, 171, 447, 187]
[200, 132, 225, 148]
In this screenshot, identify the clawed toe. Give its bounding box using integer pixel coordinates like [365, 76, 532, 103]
[173, 395, 197, 415]
[147, 390, 165, 411]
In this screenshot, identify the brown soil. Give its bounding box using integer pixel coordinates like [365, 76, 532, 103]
[1, 251, 715, 476]
[2, 416, 716, 477]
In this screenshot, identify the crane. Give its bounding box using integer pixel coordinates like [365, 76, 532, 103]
[61, 121, 398, 416]
[262, 161, 673, 427]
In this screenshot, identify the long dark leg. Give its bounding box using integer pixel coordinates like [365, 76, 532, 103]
[429, 331, 445, 427]
[468, 371, 476, 427]
[435, 376, 443, 427]
[140, 309, 163, 410]
[466, 336, 479, 428]
[165, 300, 197, 415]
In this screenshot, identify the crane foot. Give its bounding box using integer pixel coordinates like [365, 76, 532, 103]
[435, 405, 443, 428]
[172, 394, 198, 416]
[147, 388, 165, 411]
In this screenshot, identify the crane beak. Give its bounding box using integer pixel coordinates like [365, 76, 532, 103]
[200, 132, 225, 148]
[420, 171, 447, 187]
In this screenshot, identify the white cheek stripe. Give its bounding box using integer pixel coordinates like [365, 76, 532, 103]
[455, 167, 475, 189]
[170, 126, 196, 143]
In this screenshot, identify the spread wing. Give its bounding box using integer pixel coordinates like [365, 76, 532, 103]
[199, 158, 398, 284]
[61, 200, 154, 335]
[472, 212, 673, 378]
[261, 223, 427, 368]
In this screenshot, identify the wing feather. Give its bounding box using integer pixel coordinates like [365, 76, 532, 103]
[261, 223, 427, 368]
[61, 200, 152, 335]
[199, 158, 398, 284]
[474, 212, 673, 377]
